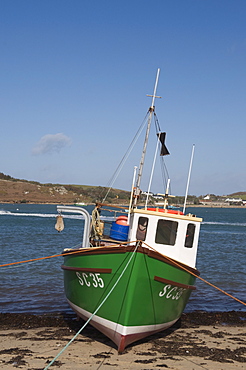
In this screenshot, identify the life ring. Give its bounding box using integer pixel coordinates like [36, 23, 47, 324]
[116, 215, 129, 225]
[147, 208, 184, 215]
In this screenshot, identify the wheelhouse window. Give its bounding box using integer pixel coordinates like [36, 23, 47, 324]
[136, 217, 148, 241]
[155, 219, 178, 245]
[185, 223, 196, 248]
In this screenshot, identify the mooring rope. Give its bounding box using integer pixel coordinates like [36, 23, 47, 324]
[142, 241, 246, 307]
[1, 240, 245, 308]
[0, 241, 130, 268]
[1, 240, 245, 307]
[0, 250, 80, 268]
[43, 242, 140, 370]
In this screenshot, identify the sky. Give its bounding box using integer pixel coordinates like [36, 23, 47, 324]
[1, 0, 246, 197]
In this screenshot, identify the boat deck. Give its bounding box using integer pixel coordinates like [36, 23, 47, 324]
[91, 235, 124, 247]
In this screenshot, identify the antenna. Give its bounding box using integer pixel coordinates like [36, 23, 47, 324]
[128, 166, 137, 219]
[183, 144, 195, 214]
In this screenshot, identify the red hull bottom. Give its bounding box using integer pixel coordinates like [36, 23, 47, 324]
[69, 300, 179, 353]
[86, 315, 178, 353]
[116, 326, 177, 353]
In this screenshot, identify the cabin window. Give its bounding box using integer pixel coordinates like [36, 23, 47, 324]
[136, 217, 148, 241]
[185, 223, 195, 248]
[155, 220, 178, 245]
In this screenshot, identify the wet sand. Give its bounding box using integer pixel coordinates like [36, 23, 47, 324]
[0, 311, 245, 369]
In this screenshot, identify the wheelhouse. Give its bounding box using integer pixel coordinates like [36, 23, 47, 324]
[128, 208, 202, 268]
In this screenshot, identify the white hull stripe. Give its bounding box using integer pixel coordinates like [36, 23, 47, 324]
[68, 299, 178, 336]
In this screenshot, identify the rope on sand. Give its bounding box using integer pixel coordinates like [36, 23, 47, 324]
[43, 242, 140, 370]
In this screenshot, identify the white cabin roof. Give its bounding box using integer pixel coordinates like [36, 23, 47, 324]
[132, 208, 203, 223]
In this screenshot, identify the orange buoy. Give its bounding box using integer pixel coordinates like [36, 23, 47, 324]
[147, 208, 184, 215]
[115, 215, 129, 225]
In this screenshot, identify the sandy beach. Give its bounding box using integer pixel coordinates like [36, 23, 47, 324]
[0, 312, 245, 369]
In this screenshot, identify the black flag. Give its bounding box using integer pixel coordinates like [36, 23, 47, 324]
[157, 132, 170, 156]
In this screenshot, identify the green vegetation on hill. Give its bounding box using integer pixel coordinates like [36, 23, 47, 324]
[229, 192, 246, 200]
[0, 172, 245, 204]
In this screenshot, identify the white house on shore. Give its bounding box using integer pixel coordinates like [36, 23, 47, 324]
[225, 198, 246, 206]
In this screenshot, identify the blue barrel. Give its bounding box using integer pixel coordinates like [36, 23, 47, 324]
[110, 222, 129, 241]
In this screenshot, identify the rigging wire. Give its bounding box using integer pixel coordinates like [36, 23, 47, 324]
[101, 112, 149, 202]
[153, 112, 171, 194]
[101, 109, 170, 204]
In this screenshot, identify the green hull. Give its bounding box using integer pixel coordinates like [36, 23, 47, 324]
[62, 245, 198, 351]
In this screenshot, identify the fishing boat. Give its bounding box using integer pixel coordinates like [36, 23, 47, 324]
[57, 69, 202, 352]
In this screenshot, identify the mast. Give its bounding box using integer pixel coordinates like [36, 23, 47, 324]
[133, 68, 161, 206]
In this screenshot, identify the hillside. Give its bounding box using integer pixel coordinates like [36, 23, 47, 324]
[229, 192, 246, 199]
[0, 173, 245, 205]
[0, 173, 130, 204]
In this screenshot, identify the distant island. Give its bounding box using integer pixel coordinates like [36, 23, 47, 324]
[0, 172, 245, 206]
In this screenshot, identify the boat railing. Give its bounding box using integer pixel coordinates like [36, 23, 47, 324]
[57, 205, 90, 248]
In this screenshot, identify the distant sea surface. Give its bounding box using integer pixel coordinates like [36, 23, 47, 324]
[0, 204, 245, 314]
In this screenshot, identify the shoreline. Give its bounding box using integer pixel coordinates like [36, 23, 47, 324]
[0, 311, 245, 369]
[1, 311, 245, 329]
[1, 201, 246, 209]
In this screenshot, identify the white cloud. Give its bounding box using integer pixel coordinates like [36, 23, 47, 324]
[32, 133, 72, 155]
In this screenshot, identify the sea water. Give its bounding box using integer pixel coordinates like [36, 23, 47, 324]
[0, 204, 245, 314]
